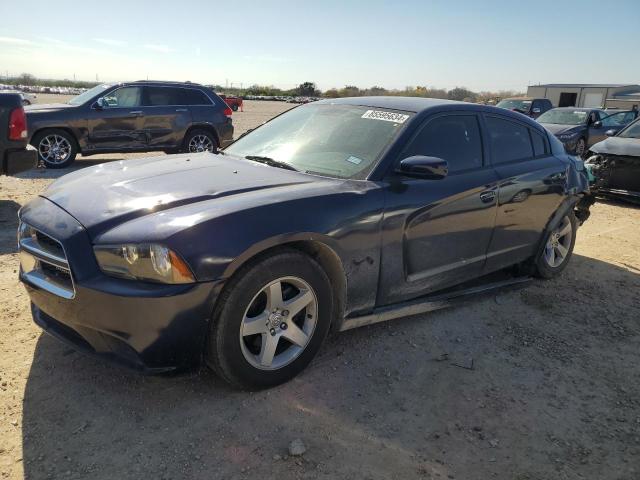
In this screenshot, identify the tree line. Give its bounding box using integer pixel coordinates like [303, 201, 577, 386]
[4, 74, 523, 102]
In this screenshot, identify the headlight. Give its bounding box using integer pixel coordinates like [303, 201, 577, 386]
[558, 133, 577, 140]
[94, 243, 195, 284]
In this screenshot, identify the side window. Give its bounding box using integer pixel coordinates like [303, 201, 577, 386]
[530, 129, 548, 157]
[182, 88, 212, 105]
[403, 115, 483, 173]
[602, 111, 636, 127]
[485, 116, 534, 164]
[103, 87, 142, 108]
[144, 87, 183, 106]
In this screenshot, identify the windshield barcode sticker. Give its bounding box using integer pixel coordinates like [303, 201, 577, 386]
[361, 110, 409, 124]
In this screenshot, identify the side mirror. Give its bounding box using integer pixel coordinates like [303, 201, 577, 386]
[92, 97, 106, 110]
[592, 120, 602, 128]
[397, 156, 448, 180]
[605, 129, 616, 137]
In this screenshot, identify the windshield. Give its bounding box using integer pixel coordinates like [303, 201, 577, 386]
[225, 104, 412, 179]
[67, 84, 111, 105]
[537, 109, 588, 125]
[617, 119, 640, 139]
[496, 99, 532, 112]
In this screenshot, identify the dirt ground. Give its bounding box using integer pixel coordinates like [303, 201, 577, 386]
[1, 98, 639, 480]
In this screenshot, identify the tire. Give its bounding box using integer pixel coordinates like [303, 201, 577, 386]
[183, 129, 218, 153]
[31, 129, 77, 168]
[205, 249, 333, 389]
[575, 137, 586, 158]
[533, 211, 577, 279]
[231, 104, 239, 111]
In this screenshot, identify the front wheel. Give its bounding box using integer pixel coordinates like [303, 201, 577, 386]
[184, 129, 218, 153]
[205, 249, 333, 389]
[533, 212, 577, 279]
[231, 104, 239, 111]
[32, 129, 77, 168]
[575, 137, 586, 158]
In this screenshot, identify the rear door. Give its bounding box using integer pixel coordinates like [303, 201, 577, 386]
[378, 112, 500, 305]
[141, 86, 192, 149]
[483, 114, 566, 273]
[599, 111, 637, 138]
[87, 86, 146, 150]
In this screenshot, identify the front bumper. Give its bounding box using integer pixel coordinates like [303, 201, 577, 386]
[18, 196, 221, 372]
[2, 144, 37, 175]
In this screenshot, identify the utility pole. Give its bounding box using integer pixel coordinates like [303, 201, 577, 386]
[225, 78, 228, 89]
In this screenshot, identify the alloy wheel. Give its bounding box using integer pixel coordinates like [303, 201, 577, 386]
[544, 216, 573, 268]
[188, 134, 214, 153]
[38, 135, 72, 164]
[575, 138, 586, 157]
[240, 276, 318, 370]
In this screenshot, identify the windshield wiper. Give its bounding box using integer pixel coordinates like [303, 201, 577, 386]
[244, 155, 299, 172]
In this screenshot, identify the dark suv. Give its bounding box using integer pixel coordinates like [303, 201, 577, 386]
[26, 81, 234, 168]
[496, 97, 552, 119]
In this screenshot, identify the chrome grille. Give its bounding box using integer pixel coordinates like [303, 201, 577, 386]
[18, 221, 75, 299]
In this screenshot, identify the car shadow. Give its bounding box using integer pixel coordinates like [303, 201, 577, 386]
[20, 254, 639, 479]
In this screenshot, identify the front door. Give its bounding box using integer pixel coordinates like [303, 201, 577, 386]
[141, 86, 192, 149]
[88, 86, 146, 150]
[378, 112, 499, 306]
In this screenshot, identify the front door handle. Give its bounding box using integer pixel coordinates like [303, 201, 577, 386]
[480, 190, 496, 203]
[129, 110, 144, 116]
[175, 108, 188, 112]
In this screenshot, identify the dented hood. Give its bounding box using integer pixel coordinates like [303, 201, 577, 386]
[41, 152, 316, 236]
[589, 136, 640, 157]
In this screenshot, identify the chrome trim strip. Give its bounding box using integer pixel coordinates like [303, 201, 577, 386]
[340, 276, 532, 331]
[21, 269, 75, 300]
[19, 237, 68, 269]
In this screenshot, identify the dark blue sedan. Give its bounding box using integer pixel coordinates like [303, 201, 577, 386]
[538, 107, 637, 157]
[18, 97, 591, 388]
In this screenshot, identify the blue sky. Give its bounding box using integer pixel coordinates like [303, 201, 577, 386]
[0, 0, 638, 91]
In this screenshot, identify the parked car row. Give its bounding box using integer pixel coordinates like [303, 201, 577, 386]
[496, 96, 639, 157]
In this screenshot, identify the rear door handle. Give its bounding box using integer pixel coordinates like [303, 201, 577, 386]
[129, 110, 144, 116]
[480, 190, 496, 203]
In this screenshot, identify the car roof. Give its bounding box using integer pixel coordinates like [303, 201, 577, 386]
[116, 80, 206, 88]
[315, 96, 464, 113]
[313, 96, 547, 130]
[549, 107, 604, 112]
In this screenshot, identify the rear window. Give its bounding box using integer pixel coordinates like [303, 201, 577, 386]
[144, 87, 183, 106]
[182, 88, 212, 105]
[530, 129, 548, 157]
[485, 116, 534, 164]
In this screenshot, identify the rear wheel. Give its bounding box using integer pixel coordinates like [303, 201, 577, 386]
[533, 212, 577, 279]
[184, 129, 218, 153]
[231, 104, 239, 111]
[205, 249, 333, 389]
[32, 129, 77, 168]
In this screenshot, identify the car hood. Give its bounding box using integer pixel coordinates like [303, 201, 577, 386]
[42, 152, 322, 237]
[25, 103, 76, 113]
[589, 136, 640, 156]
[540, 123, 583, 136]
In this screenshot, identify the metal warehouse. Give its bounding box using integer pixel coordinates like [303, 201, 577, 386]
[526, 83, 640, 109]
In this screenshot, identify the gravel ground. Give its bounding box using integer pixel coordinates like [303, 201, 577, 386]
[1, 99, 639, 480]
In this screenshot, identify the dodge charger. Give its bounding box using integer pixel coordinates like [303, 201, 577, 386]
[18, 97, 591, 388]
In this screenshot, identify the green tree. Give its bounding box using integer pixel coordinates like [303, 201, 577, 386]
[447, 87, 477, 102]
[297, 82, 318, 96]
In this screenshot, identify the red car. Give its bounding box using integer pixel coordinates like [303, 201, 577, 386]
[219, 94, 243, 112]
